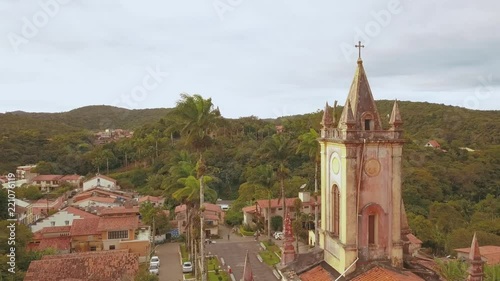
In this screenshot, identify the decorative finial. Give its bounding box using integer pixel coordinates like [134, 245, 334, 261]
[355, 41, 365, 60]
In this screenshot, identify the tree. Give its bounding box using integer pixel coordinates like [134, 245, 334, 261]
[271, 216, 283, 232]
[166, 94, 222, 152]
[260, 134, 294, 228]
[245, 165, 275, 241]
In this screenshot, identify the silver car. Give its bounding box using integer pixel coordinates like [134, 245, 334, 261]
[182, 261, 193, 273]
[149, 264, 159, 275]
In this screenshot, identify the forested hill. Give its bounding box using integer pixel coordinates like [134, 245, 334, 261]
[0, 106, 171, 135]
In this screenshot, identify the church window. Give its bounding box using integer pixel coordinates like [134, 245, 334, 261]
[331, 185, 340, 236]
[362, 112, 374, 131]
[368, 215, 376, 244]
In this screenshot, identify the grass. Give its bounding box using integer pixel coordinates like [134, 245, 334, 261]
[208, 270, 229, 281]
[263, 241, 281, 255]
[207, 256, 220, 270]
[184, 273, 195, 279]
[180, 243, 189, 262]
[259, 250, 280, 266]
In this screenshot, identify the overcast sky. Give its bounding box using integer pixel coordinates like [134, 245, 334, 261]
[0, 0, 498, 118]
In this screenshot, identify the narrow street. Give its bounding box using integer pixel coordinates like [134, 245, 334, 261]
[156, 242, 184, 281]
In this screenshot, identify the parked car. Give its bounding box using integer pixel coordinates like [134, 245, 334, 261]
[150, 256, 160, 267]
[149, 264, 159, 275]
[182, 261, 193, 273]
[274, 231, 284, 240]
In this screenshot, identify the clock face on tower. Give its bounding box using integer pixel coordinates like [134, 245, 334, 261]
[331, 153, 340, 175]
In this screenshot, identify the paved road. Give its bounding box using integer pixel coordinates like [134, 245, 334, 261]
[206, 226, 278, 281]
[156, 242, 183, 281]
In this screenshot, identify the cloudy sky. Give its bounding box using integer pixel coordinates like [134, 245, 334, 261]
[0, 0, 498, 118]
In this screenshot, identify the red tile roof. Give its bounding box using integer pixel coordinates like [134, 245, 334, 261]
[97, 215, 138, 232]
[175, 202, 222, 213]
[24, 250, 139, 281]
[242, 205, 258, 214]
[98, 206, 140, 216]
[455, 245, 500, 265]
[256, 197, 301, 209]
[351, 266, 424, 281]
[299, 264, 334, 281]
[64, 206, 99, 219]
[32, 175, 63, 181]
[407, 233, 423, 244]
[37, 237, 71, 251]
[39, 225, 71, 234]
[59, 175, 83, 181]
[426, 140, 440, 148]
[69, 218, 100, 236]
[79, 196, 117, 204]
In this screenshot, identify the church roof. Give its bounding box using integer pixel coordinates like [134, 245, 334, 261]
[338, 59, 382, 131]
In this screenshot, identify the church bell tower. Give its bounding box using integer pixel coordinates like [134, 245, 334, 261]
[319, 43, 405, 275]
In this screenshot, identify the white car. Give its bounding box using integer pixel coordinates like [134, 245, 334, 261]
[274, 231, 284, 240]
[182, 261, 193, 273]
[149, 264, 159, 275]
[150, 256, 160, 267]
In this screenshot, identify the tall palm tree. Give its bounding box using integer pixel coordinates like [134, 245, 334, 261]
[166, 94, 222, 152]
[260, 134, 294, 229]
[246, 164, 275, 241]
[297, 128, 320, 245]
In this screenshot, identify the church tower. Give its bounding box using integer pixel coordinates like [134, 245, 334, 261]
[319, 47, 405, 275]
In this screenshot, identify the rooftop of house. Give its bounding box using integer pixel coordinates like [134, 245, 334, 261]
[32, 237, 71, 252]
[73, 187, 132, 202]
[98, 206, 140, 216]
[454, 245, 500, 265]
[39, 225, 71, 234]
[32, 174, 63, 181]
[69, 218, 101, 236]
[64, 206, 99, 219]
[24, 250, 139, 281]
[85, 174, 117, 183]
[254, 196, 321, 210]
[59, 175, 83, 181]
[426, 140, 441, 147]
[97, 215, 139, 232]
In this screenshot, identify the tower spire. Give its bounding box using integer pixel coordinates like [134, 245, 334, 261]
[467, 232, 484, 281]
[389, 100, 403, 129]
[321, 102, 334, 128]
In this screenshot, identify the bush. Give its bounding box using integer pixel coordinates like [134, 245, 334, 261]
[239, 225, 255, 236]
[271, 216, 283, 232]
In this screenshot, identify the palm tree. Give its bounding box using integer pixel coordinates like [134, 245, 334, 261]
[166, 94, 222, 152]
[246, 164, 275, 241]
[260, 134, 294, 229]
[297, 128, 320, 245]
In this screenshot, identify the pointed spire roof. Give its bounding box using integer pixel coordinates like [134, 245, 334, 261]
[389, 100, 403, 127]
[241, 250, 254, 281]
[321, 102, 333, 128]
[340, 100, 356, 129]
[469, 232, 482, 261]
[339, 59, 382, 130]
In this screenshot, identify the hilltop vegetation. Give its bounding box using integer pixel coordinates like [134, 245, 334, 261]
[0, 95, 499, 256]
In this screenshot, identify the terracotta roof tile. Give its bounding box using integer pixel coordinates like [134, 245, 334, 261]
[64, 206, 99, 219]
[98, 206, 140, 216]
[69, 218, 100, 236]
[97, 215, 138, 232]
[39, 225, 71, 234]
[24, 250, 139, 281]
[299, 264, 334, 281]
[85, 174, 117, 183]
[37, 237, 71, 251]
[351, 266, 424, 281]
[32, 174, 63, 181]
[59, 175, 83, 181]
[455, 245, 500, 265]
[138, 195, 164, 203]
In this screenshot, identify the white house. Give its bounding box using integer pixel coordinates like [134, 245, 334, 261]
[71, 196, 122, 209]
[31, 206, 98, 232]
[83, 175, 117, 191]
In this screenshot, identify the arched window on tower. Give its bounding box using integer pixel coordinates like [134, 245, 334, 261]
[362, 112, 374, 131]
[331, 184, 340, 236]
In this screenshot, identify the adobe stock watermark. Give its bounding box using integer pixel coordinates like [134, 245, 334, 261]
[6, 173, 17, 274]
[213, 0, 244, 21]
[463, 74, 494, 110]
[100, 64, 169, 128]
[340, 0, 403, 62]
[7, 0, 73, 54]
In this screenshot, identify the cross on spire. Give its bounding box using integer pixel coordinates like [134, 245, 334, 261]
[355, 41, 365, 59]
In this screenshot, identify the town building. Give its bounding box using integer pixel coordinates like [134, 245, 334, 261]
[83, 174, 118, 191]
[175, 202, 224, 237]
